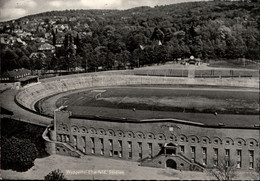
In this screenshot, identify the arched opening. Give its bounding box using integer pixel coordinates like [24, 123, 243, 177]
[166, 159, 177, 169]
[165, 143, 177, 155]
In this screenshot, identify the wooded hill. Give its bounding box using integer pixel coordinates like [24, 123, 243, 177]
[1, 1, 260, 72]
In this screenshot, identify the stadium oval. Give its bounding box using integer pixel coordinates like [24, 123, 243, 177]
[15, 72, 259, 171]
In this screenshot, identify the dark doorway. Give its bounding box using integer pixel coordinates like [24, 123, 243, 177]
[166, 159, 177, 169]
[166, 148, 176, 155]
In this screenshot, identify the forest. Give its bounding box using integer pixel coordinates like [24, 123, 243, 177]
[1, 1, 260, 73]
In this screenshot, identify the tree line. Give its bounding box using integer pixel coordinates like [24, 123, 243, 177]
[1, 1, 260, 73]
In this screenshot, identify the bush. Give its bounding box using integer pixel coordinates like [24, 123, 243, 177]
[44, 169, 66, 180]
[2, 136, 38, 172]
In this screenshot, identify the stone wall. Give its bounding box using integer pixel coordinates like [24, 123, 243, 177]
[51, 111, 259, 171]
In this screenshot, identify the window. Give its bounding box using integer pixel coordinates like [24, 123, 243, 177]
[138, 142, 142, 149]
[128, 133, 132, 138]
[109, 139, 113, 146]
[214, 148, 218, 156]
[81, 136, 85, 144]
[100, 138, 103, 145]
[191, 138, 196, 143]
[119, 151, 122, 158]
[90, 137, 94, 146]
[213, 148, 218, 166]
[101, 149, 104, 155]
[237, 150, 242, 168]
[237, 141, 242, 146]
[128, 152, 132, 159]
[225, 149, 230, 166]
[202, 147, 207, 165]
[128, 141, 132, 149]
[109, 150, 113, 157]
[148, 143, 152, 156]
[203, 139, 207, 144]
[118, 140, 122, 147]
[250, 141, 254, 146]
[191, 146, 195, 153]
[203, 158, 207, 165]
[91, 148, 95, 154]
[202, 147, 207, 154]
[249, 150, 254, 169]
[226, 140, 230, 145]
[225, 149, 230, 156]
[191, 146, 196, 161]
[214, 140, 219, 144]
[180, 145, 185, 153]
[139, 152, 142, 159]
[66, 135, 70, 142]
[180, 137, 185, 142]
[170, 136, 173, 141]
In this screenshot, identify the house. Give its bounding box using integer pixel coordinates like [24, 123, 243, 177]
[38, 43, 55, 53]
[1, 68, 38, 88]
[16, 38, 27, 46]
[29, 52, 47, 59]
[0, 34, 15, 46]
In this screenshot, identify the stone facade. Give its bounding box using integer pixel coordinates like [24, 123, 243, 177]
[45, 110, 259, 171]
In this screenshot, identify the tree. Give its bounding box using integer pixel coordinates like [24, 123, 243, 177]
[207, 156, 237, 181]
[44, 169, 66, 180]
[2, 137, 38, 172]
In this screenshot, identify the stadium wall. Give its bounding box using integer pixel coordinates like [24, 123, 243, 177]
[15, 74, 258, 112]
[45, 110, 259, 171]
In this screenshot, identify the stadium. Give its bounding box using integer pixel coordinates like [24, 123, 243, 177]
[10, 66, 259, 172]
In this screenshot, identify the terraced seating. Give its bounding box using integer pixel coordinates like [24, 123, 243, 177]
[15, 73, 258, 113]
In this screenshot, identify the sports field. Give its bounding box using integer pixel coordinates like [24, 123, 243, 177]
[56, 86, 258, 114]
[37, 85, 258, 127]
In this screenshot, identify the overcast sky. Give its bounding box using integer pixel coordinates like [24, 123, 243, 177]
[0, 0, 208, 22]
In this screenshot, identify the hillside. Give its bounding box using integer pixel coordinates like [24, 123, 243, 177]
[1, 1, 259, 72]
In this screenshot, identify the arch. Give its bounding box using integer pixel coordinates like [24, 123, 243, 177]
[168, 134, 177, 141]
[157, 133, 166, 140]
[89, 127, 97, 134]
[136, 131, 145, 139]
[146, 132, 155, 139]
[223, 137, 234, 145]
[201, 136, 211, 144]
[116, 130, 125, 137]
[165, 143, 177, 147]
[79, 126, 87, 133]
[166, 159, 177, 169]
[58, 123, 68, 132]
[188, 135, 200, 143]
[246, 138, 258, 147]
[107, 129, 115, 136]
[213, 137, 222, 145]
[179, 134, 188, 142]
[234, 137, 246, 146]
[71, 125, 79, 133]
[127, 131, 135, 138]
[98, 128, 106, 135]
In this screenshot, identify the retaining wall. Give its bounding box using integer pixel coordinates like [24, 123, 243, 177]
[16, 74, 258, 112]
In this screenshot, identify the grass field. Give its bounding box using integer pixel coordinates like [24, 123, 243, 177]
[56, 86, 258, 115]
[37, 85, 258, 127]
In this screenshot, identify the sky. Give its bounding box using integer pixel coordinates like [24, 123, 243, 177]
[0, 0, 208, 22]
